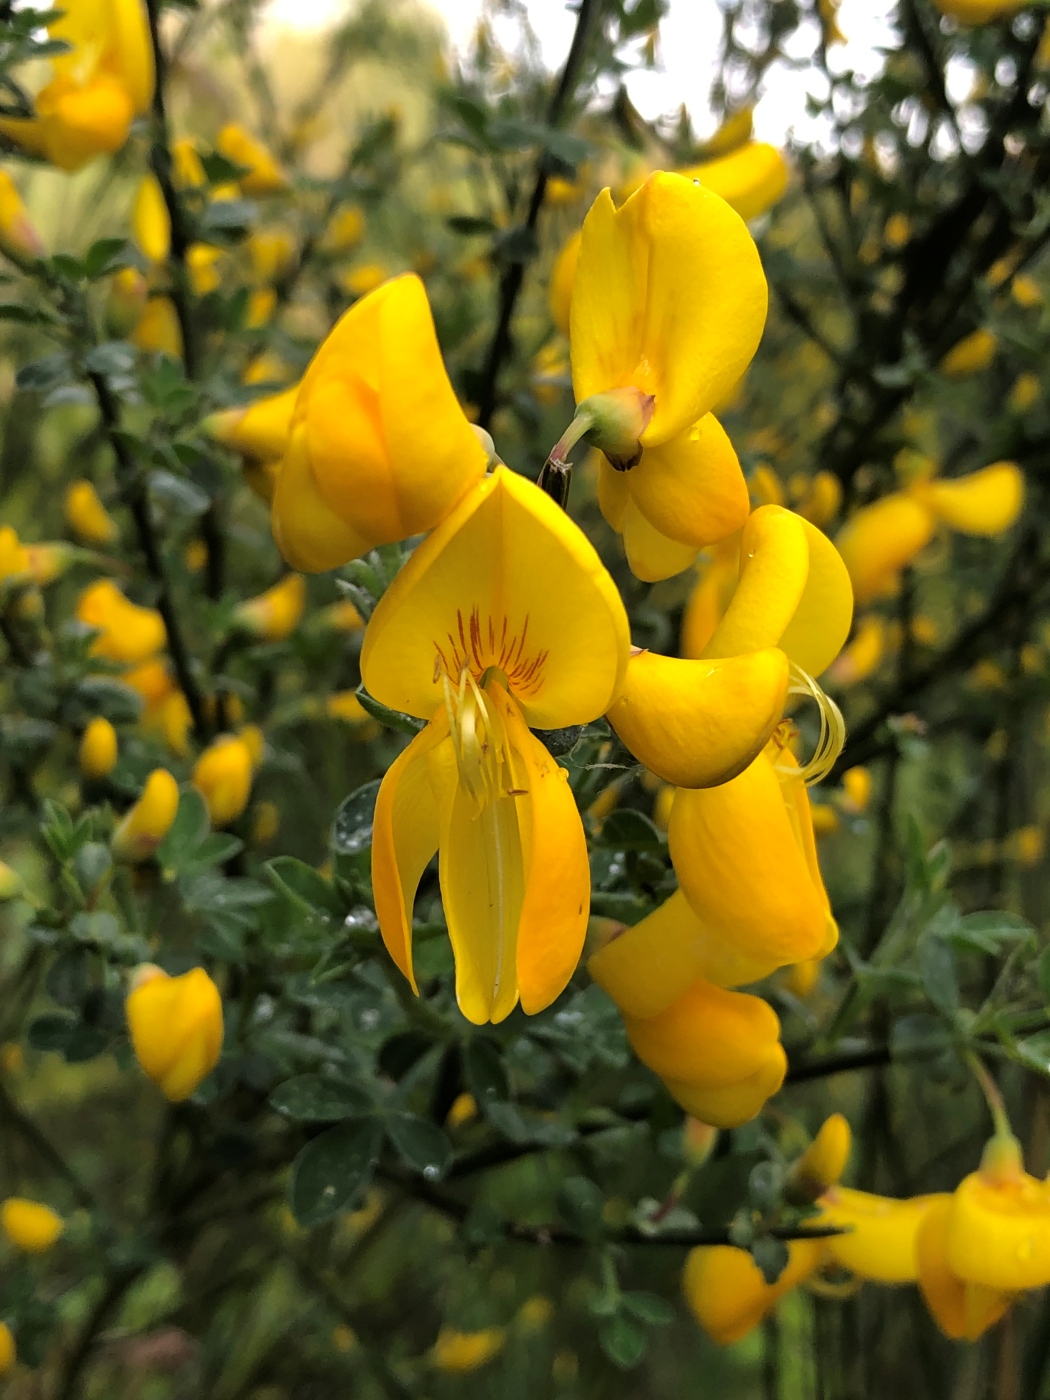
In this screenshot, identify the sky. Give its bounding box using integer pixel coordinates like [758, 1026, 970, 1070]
[261, 0, 899, 146]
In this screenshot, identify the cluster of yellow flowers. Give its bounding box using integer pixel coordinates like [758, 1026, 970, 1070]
[685, 1112, 1050, 1348]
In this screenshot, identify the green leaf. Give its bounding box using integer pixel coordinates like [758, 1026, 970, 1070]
[157, 788, 211, 876]
[464, 1036, 509, 1109]
[918, 932, 960, 1016]
[1038, 946, 1050, 1007]
[752, 1236, 790, 1285]
[352, 687, 425, 736]
[385, 1113, 453, 1179]
[269, 1074, 371, 1121]
[84, 237, 142, 279]
[599, 1316, 647, 1369]
[290, 1118, 382, 1226]
[331, 778, 382, 854]
[620, 1291, 675, 1326]
[558, 1175, 604, 1236]
[1016, 1032, 1050, 1076]
[265, 856, 343, 917]
[16, 352, 72, 392]
[952, 911, 1034, 954]
[595, 809, 663, 852]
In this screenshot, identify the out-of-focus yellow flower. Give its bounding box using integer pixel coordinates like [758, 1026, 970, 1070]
[1012, 274, 1042, 308]
[132, 296, 183, 357]
[683, 1238, 826, 1344]
[248, 228, 296, 284]
[65, 480, 118, 547]
[810, 803, 839, 836]
[431, 1327, 505, 1372]
[0, 171, 44, 263]
[548, 229, 580, 336]
[678, 143, 790, 223]
[172, 136, 206, 189]
[932, 0, 1027, 21]
[606, 647, 788, 789]
[884, 212, 910, 248]
[76, 579, 166, 664]
[325, 693, 380, 738]
[446, 1091, 477, 1128]
[126, 964, 223, 1101]
[318, 599, 365, 632]
[0, 862, 23, 903]
[1008, 372, 1040, 413]
[322, 205, 365, 253]
[940, 328, 998, 378]
[192, 734, 255, 828]
[1007, 825, 1044, 866]
[0, 0, 154, 171]
[107, 265, 148, 337]
[22, 542, 76, 587]
[517, 1295, 554, 1329]
[790, 1113, 852, 1199]
[750, 464, 784, 507]
[80, 716, 118, 779]
[331, 1323, 357, 1352]
[363, 468, 628, 1025]
[132, 174, 170, 264]
[205, 382, 299, 506]
[913, 461, 1024, 535]
[0, 1041, 24, 1072]
[0, 1320, 14, 1375]
[531, 341, 570, 406]
[340, 262, 389, 298]
[795, 471, 843, 528]
[112, 768, 180, 861]
[695, 107, 755, 159]
[271, 274, 488, 572]
[827, 614, 885, 687]
[839, 765, 871, 814]
[216, 123, 288, 195]
[818, 1187, 935, 1282]
[1, 1198, 63, 1253]
[818, 0, 846, 44]
[187, 243, 223, 295]
[546, 174, 582, 204]
[250, 799, 280, 845]
[233, 573, 306, 642]
[246, 287, 276, 329]
[0, 524, 29, 584]
[782, 955, 821, 997]
[570, 173, 766, 463]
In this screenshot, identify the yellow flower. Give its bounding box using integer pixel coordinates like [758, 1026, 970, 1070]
[446, 1091, 477, 1128]
[940, 328, 998, 377]
[569, 172, 767, 462]
[683, 1238, 827, 1344]
[325, 692, 380, 738]
[76, 579, 166, 664]
[912, 461, 1024, 535]
[695, 107, 755, 159]
[132, 296, 183, 357]
[233, 573, 306, 642]
[107, 266, 148, 337]
[916, 1195, 1014, 1340]
[171, 137, 206, 189]
[246, 287, 276, 329]
[795, 471, 843, 528]
[65, 480, 118, 546]
[678, 143, 790, 223]
[1008, 372, 1040, 412]
[606, 647, 789, 789]
[126, 964, 223, 1101]
[361, 467, 629, 1024]
[216, 123, 288, 194]
[322, 205, 365, 253]
[548, 229, 581, 336]
[1, 1198, 63, 1253]
[187, 242, 223, 295]
[790, 1113, 852, 1199]
[23, 542, 77, 587]
[431, 1327, 505, 1372]
[248, 228, 296, 284]
[204, 383, 300, 506]
[0, 0, 154, 170]
[80, 716, 118, 779]
[620, 975, 788, 1127]
[517, 1295, 553, 1329]
[827, 614, 885, 687]
[839, 765, 871, 815]
[0, 524, 29, 585]
[340, 262, 390, 298]
[192, 734, 255, 828]
[818, 1187, 934, 1280]
[0, 862, 25, 903]
[942, 1135, 1050, 1292]
[595, 413, 752, 582]
[0, 171, 44, 263]
[0, 1320, 14, 1375]
[132, 174, 170, 264]
[112, 768, 179, 862]
[270, 274, 488, 572]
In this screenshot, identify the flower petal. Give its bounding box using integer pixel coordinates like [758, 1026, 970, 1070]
[372, 712, 451, 994]
[916, 1197, 1014, 1341]
[916, 461, 1024, 536]
[361, 466, 630, 728]
[679, 142, 790, 223]
[271, 422, 371, 573]
[621, 497, 699, 582]
[629, 414, 750, 549]
[607, 647, 789, 789]
[818, 1187, 938, 1283]
[834, 493, 936, 606]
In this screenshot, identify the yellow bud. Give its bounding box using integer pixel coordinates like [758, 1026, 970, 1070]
[107, 266, 149, 338]
[431, 1327, 505, 1373]
[79, 716, 118, 779]
[446, 1092, 477, 1128]
[322, 205, 365, 253]
[113, 769, 179, 862]
[187, 242, 222, 295]
[682, 1117, 719, 1167]
[76, 579, 166, 664]
[0, 1320, 14, 1375]
[132, 174, 171, 264]
[1008, 372, 1040, 414]
[1, 1197, 63, 1252]
[750, 463, 785, 507]
[246, 287, 276, 329]
[940, 328, 998, 378]
[131, 295, 183, 358]
[517, 1295, 553, 1329]
[192, 735, 254, 828]
[216, 123, 288, 195]
[839, 765, 871, 814]
[250, 799, 280, 845]
[789, 1113, 851, 1199]
[172, 137, 206, 188]
[0, 524, 30, 584]
[0, 170, 43, 263]
[340, 262, 390, 298]
[65, 480, 118, 546]
[233, 573, 306, 642]
[548, 229, 581, 336]
[126, 965, 223, 1101]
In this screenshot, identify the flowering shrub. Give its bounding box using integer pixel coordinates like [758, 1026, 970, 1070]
[1, 0, 1050, 1395]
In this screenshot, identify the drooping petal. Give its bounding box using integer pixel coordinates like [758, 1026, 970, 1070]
[915, 461, 1024, 536]
[372, 712, 451, 994]
[607, 648, 788, 789]
[570, 174, 768, 447]
[683, 1239, 825, 1346]
[678, 142, 790, 223]
[627, 414, 750, 549]
[271, 422, 371, 573]
[361, 466, 630, 729]
[668, 748, 829, 967]
[834, 493, 936, 606]
[662, 1062, 787, 1128]
[945, 1168, 1050, 1290]
[818, 1188, 938, 1283]
[704, 506, 853, 677]
[596, 455, 630, 532]
[916, 1196, 1015, 1341]
[506, 695, 590, 1014]
[589, 889, 785, 1020]
[680, 538, 740, 658]
[621, 497, 700, 582]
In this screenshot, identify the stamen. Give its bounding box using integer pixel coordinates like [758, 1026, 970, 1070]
[782, 662, 846, 787]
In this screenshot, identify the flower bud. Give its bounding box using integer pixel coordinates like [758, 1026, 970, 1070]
[131, 296, 183, 358]
[430, 1327, 505, 1373]
[0, 171, 43, 264]
[788, 1113, 851, 1202]
[112, 769, 179, 862]
[1, 1197, 63, 1252]
[106, 267, 149, 338]
[573, 387, 655, 471]
[216, 123, 288, 195]
[270, 274, 488, 571]
[76, 580, 166, 664]
[321, 205, 365, 253]
[172, 137, 206, 189]
[0, 1321, 14, 1375]
[233, 573, 306, 642]
[24, 542, 77, 587]
[192, 735, 254, 828]
[65, 480, 118, 547]
[126, 964, 223, 1101]
[79, 716, 118, 779]
[0, 525, 30, 585]
[940, 328, 997, 378]
[132, 173, 170, 264]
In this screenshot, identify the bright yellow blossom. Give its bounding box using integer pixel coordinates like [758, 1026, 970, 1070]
[431, 1326, 505, 1372]
[80, 716, 118, 779]
[112, 768, 179, 861]
[548, 229, 580, 336]
[362, 467, 629, 1024]
[1, 1198, 63, 1253]
[271, 274, 488, 572]
[76, 579, 166, 664]
[192, 734, 255, 828]
[940, 328, 998, 377]
[216, 123, 288, 195]
[126, 964, 223, 1101]
[233, 574, 306, 642]
[679, 143, 790, 224]
[684, 1238, 827, 1345]
[0, 1321, 13, 1375]
[0, 171, 44, 263]
[65, 480, 118, 546]
[132, 174, 170, 264]
[0, 0, 154, 170]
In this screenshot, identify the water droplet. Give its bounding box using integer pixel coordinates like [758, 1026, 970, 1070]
[323, 1185, 336, 1198]
[423, 1164, 440, 1181]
